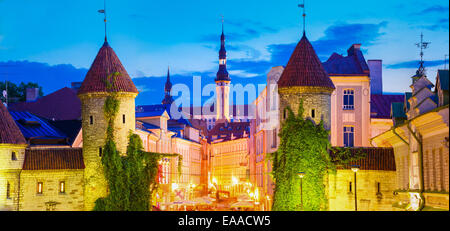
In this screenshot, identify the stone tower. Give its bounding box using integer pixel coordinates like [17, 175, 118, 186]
[78, 40, 139, 211]
[0, 103, 27, 211]
[215, 23, 231, 121]
[277, 33, 335, 130]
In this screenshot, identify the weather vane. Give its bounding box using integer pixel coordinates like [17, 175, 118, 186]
[415, 33, 430, 73]
[98, 0, 107, 42]
[298, 0, 306, 35]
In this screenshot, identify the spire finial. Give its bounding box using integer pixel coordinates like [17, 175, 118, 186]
[298, 0, 306, 36]
[221, 15, 224, 34]
[98, 0, 107, 42]
[415, 32, 430, 75]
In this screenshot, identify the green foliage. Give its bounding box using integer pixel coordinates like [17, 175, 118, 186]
[328, 147, 367, 174]
[271, 100, 332, 211]
[94, 84, 182, 211]
[0, 81, 44, 103]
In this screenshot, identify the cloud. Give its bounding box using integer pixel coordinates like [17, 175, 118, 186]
[199, 19, 279, 43]
[419, 5, 449, 14]
[424, 18, 449, 31]
[225, 21, 388, 77]
[386, 59, 446, 69]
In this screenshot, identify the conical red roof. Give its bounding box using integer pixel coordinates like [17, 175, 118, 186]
[278, 34, 335, 89]
[78, 41, 139, 95]
[0, 103, 26, 145]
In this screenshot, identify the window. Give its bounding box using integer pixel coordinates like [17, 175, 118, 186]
[349, 182, 352, 193]
[311, 109, 316, 119]
[89, 116, 93, 125]
[122, 114, 126, 124]
[99, 147, 103, 157]
[59, 181, 65, 193]
[343, 126, 354, 147]
[11, 151, 17, 161]
[377, 182, 381, 194]
[6, 182, 11, 199]
[37, 182, 43, 194]
[343, 89, 355, 110]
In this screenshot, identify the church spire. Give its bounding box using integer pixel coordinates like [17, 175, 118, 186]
[162, 66, 174, 105]
[412, 33, 430, 83]
[216, 17, 230, 82]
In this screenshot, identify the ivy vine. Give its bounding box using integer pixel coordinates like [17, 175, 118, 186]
[93, 72, 182, 211]
[270, 99, 331, 211]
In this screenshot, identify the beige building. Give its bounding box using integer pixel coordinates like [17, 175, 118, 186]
[372, 69, 449, 211]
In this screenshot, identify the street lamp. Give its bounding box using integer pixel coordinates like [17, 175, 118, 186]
[351, 165, 360, 211]
[297, 172, 305, 211]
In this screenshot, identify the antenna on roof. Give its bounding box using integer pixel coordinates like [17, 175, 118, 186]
[98, 0, 107, 42]
[415, 33, 430, 74]
[298, 0, 306, 36]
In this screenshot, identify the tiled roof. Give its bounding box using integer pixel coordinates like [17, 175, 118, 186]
[391, 102, 406, 119]
[8, 87, 81, 121]
[330, 147, 396, 171]
[322, 44, 370, 76]
[277, 34, 335, 89]
[78, 41, 138, 95]
[370, 94, 404, 119]
[0, 103, 26, 145]
[207, 121, 250, 142]
[9, 111, 68, 145]
[183, 104, 255, 118]
[23, 148, 84, 170]
[47, 120, 82, 145]
[437, 70, 449, 91]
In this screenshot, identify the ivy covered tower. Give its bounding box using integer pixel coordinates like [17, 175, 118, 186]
[0, 103, 27, 211]
[215, 23, 231, 121]
[78, 39, 139, 211]
[277, 32, 335, 130]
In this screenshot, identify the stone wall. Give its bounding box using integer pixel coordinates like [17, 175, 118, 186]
[278, 86, 332, 130]
[19, 170, 84, 211]
[80, 92, 137, 211]
[0, 145, 26, 211]
[328, 170, 397, 211]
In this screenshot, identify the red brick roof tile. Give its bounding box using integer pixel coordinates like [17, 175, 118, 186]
[278, 34, 335, 89]
[0, 103, 26, 145]
[78, 41, 138, 95]
[23, 148, 85, 170]
[8, 87, 81, 121]
[330, 147, 396, 171]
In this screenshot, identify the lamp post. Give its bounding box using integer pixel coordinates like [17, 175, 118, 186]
[351, 165, 360, 211]
[297, 172, 305, 211]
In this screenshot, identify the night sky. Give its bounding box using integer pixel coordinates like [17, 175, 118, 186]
[0, 0, 448, 105]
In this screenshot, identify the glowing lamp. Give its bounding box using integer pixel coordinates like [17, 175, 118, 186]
[351, 165, 360, 173]
[297, 172, 305, 178]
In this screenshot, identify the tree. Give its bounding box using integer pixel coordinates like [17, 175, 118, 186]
[0, 81, 44, 103]
[271, 99, 332, 211]
[93, 81, 181, 211]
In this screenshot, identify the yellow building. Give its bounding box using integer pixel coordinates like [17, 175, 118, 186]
[372, 69, 449, 211]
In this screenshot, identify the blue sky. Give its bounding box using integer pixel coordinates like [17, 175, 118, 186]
[0, 0, 448, 105]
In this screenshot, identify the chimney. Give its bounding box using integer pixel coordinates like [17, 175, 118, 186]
[347, 44, 361, 56]
[26, 88, 39, 102]
[368, 60, 383, 95]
